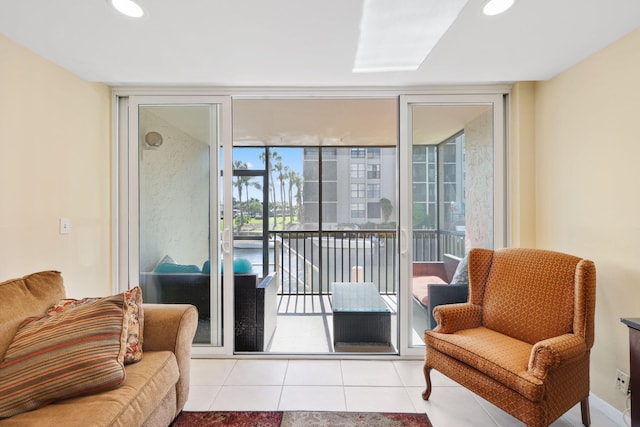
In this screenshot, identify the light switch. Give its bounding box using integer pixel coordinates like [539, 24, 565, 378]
[59, 218, 71, 234]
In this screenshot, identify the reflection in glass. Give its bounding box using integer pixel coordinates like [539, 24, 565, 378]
[138, 104, 218, 346]
[409, 103, 494, 347]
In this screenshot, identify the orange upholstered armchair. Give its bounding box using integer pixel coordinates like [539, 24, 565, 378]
[423, 248, 596, 427]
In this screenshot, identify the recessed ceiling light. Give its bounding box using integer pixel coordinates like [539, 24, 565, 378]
[353, 0, 468, 73]
[482, 0, 515, 16]
[108, 0, 144, 18]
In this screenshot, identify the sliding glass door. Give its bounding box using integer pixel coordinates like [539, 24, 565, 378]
[115, 90, 507, 357]
[122, 95, 233, 354]
[399, 94, 506, 356]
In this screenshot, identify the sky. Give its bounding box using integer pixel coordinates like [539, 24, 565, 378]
[226, 147, 304, 202]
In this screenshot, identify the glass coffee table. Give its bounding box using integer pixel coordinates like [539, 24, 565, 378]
[331, 282, 391, 349]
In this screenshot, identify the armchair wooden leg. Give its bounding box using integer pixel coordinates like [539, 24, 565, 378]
[422, 365, 432, 400]
[580, 396, 590, 426]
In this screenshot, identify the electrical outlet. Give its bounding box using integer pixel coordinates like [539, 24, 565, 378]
[616, 369, 630, 394]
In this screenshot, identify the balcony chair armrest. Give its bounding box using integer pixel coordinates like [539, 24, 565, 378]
[432, 302, 482, 334]
[427, 282, 469, 329]
[528, 334, 587, 380]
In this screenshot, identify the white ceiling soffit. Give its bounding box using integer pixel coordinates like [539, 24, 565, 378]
[412, 105, 491, 146]
[139, 99, 486, 148]
[233, 99, 398, 146]
[0, 0, 639, 86]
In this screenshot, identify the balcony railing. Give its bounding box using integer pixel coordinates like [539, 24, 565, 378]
[269, 229, 465, 297]
[412, 229, 465, 261]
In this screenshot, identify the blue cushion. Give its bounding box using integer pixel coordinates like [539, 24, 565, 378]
[233, 258, 253, 274]
[203, 259, 252, 274]
[154, 263, 202, 274]
[202, 260, 210, 274]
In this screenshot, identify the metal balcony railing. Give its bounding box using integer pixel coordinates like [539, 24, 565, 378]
[412, 229, 466, 261]
[268, 229, 465, 297]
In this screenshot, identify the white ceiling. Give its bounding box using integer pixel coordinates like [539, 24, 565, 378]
[1, 0, 640, 87]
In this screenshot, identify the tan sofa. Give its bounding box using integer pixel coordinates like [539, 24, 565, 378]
[0, 271, 198, 427]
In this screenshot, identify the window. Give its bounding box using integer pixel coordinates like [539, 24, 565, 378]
[367, 164, 380, 179]
[351, 183, 365, 198]
[304, 147, 319, 159]
[304, 182, 319, 201]
[367, 148, 381, 159]
[323, 202, 337, 223]
[323, 161, 337, 180]
[413, 183, 426, 201]
[323, 148, 337, 159]
[351, 163, 365, 179]
[367, 184, 380, 198]
[368, 202, 380, 218]
[351, 202, 366, 218]
[412, 164, 427, 182]
[412, 146, 426, 162]
[323, 182, 337, 201]
[351, 148, 366, 158]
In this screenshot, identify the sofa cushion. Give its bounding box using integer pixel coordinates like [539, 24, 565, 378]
[46, 287, 145, 364]
[0, 351, 180, 427]
[425, 326, 544, 401]
[412, 275, 447, 306]
[0, 293, 129, 419]
[0, 271, 66, 361]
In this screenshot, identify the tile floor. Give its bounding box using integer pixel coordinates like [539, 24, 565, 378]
[184, 358, 627, 426]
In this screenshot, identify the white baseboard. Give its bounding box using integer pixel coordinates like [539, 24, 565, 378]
[590, 393, 629, 427]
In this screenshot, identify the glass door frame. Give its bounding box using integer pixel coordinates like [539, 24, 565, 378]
[116, 94, 234, 356]
[398, 93, 507, 357]
[113, 87, 510, 359]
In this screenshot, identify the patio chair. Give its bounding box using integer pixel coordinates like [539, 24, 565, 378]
[423, 248, 596, 427]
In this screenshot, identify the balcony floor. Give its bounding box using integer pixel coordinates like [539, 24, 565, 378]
[194, 294, 425, 352]
[264, 294, 421, 353]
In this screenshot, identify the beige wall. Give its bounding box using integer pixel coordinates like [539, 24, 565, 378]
[513, 28, 640, 411]
[0, 34, 112, 298]
[510, 81, 536, 248]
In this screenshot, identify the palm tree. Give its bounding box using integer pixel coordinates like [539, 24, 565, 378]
[292, 172, 303, 224]
[233, 161, 262, 231]
[244, 178, 261, 219]
[275, 160, 286, 228]
[287, 170, 298, 223]
[380, 197, 393, 224]
[259, 150, 279, 229]
[233, 160, 248, 230]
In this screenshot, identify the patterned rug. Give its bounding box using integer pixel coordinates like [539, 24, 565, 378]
[171, 411, 433, 427]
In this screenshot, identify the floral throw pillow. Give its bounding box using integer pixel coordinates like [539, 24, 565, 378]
[46, 287, 144, 364]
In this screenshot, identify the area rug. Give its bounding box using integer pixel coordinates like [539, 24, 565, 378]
[171, 411, 433, 427]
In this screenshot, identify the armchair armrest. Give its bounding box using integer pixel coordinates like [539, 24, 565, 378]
[432, 302, 482, 334]
[142, 303, 198, 413]
[427, 283, 469, 329]
[528, 334, 587, 380]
